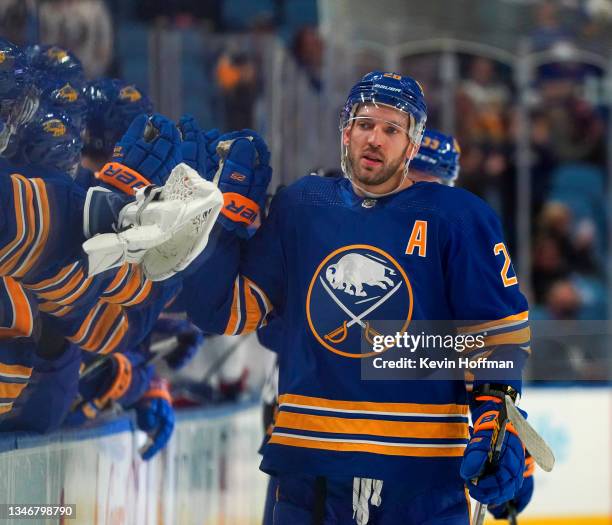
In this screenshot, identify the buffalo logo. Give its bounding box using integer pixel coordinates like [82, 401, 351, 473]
[307, 245, 413, 358]
[56, 83, 78, 103]
[43, 119, 66, 137]
[119, 85, 142, 102]
[46, 47, 68, 63]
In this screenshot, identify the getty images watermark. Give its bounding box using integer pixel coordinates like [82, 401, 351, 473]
[370, 331, 514, 370]
[359, 321, 526, 382]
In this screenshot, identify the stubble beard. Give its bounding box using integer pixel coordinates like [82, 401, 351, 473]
[348, 145, 407, 188]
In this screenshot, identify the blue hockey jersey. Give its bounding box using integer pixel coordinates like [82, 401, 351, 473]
[145, 176, 531, 486]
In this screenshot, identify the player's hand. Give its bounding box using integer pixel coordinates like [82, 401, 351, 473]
[460, 398, 526, 505]
[97, 113, 183, 194]
[67, 353, 135, 425]
[152, 315, 204, 370]
[135, 378, 175, 460]
[488, 453, 535, 519]
[177, 114, 220, 178]
[209, 129, 272, 238]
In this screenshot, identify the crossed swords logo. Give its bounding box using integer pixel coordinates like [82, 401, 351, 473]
[319, 276, 403, 345]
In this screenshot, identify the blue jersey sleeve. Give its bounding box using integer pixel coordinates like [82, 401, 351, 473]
[177, 193, 286, 336]
[443, 197, 530, 390]
[0, 174, 85, 281]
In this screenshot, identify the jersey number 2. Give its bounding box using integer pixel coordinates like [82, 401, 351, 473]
[494, 243, 518, 287]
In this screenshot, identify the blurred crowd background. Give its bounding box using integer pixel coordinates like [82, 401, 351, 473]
[0, 0, 610, 382]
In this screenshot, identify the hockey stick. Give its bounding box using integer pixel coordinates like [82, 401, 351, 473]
[505, 395, 555, 472]
[507, 504, 518, 525]
[200, 338, 243, 385]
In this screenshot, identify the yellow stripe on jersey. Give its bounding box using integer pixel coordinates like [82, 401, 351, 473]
[225, 277, 241, 335]
[13, 178, 50, 278]
[23, 261, 80, 292]
[97, 314, 129, 355]
[103, 265, 144, 304]
[81, 304, 123, 352]
[0, 176, 51, 278]
[275, 412, 469, 440]
[457, 311, 528, 335]
[0, 402, 13, 415]
[224, 276, 272, 336]
[36, 267, 86, 301]
[0, 381, 28, 399]
[0, 363, 32, 379]
[0, 277, 34, 338]
[120, 274, 152, 307]
[0, 176, 27, 274]
[483, 326, 531, 348]
[268, 434, 466, 458]
[278, 393, 468, 417]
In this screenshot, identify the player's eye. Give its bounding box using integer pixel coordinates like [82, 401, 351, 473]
[385, 126, 399, 135]
[356, 120, 374, 130]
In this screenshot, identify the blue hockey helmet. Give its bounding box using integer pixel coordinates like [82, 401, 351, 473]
[340, 71, 427, 145]
[339, 71, 428, 193]
[0, 38, 39, 154]
[37, 79, 87, 133]
[11, 106, 83, 178]
[411, 129, 461, 185]
[25, 44, 85, 88]
[82, 77, 153, 157]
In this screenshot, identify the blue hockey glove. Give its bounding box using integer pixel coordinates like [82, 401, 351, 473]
[97, 113, 182, 194]
[209, 129, 272, 238]
[177, 114, 220, 178]
[489, 452, 535, 519]
[460, 398, 526, 505]
[151, 315, 204, 370]
[135, 378, 175, 460]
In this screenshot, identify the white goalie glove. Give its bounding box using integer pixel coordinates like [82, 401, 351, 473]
[83, 162, 223, 281]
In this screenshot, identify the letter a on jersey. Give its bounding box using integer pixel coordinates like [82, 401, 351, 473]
[405, 220, 428, 257]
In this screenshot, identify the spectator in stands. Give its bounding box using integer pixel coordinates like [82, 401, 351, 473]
[530, 0, 573, 51]
[457, 57, 511, 144]
[291, 25, 323, 90]
[0, 0, 34, 46]
[39, 0, 113, 78]
[215, 49, 258, 130]
[531, 235, 569, 304]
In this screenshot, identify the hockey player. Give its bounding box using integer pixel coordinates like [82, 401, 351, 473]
[409, 129, 460, 186]
[176, 71, 530, 524]
[80, 77, 154, 175]
[0, 39, 220, 434]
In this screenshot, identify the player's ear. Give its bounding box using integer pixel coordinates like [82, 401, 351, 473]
[342, 125, 351, 147]
[406, 141, 419, 162]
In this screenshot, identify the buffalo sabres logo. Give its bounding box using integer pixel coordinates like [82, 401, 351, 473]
[46, 47, 68, 63]
[119, 85, 142, 102]
[306, 245, 413, 358]
[43, 119, 66, 137]
[56, 83, 78, 103]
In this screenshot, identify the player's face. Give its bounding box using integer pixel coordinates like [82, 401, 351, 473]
[344, 104, 415, 192]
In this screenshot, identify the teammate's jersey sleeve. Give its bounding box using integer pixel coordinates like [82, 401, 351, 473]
[442, 195, 530, 389]
[0, 174, 85, 281]
[177, 194, 286, 335]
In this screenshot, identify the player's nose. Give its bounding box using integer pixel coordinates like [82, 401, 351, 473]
[366, 125, 383, 148]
